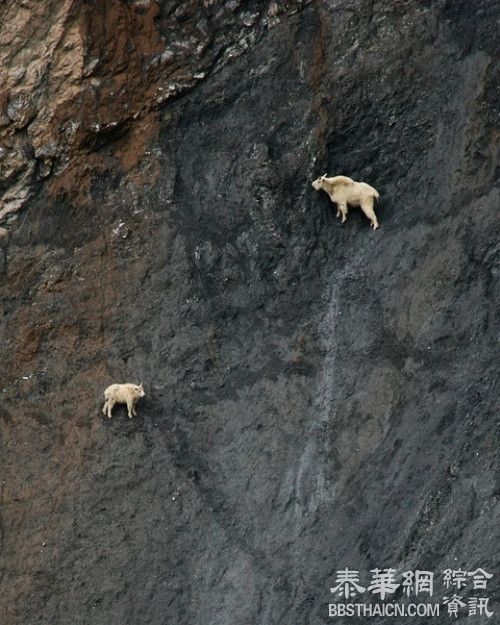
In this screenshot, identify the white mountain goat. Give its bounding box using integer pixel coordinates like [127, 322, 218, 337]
[312, 174, 380, 229]
[102, 383, 145, 418]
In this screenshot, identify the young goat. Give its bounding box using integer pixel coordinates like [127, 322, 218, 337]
[102, 383, 145, 419]
[312, 174, 380, 229]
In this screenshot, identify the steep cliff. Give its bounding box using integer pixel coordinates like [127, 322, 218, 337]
[0, 1, 498, 624]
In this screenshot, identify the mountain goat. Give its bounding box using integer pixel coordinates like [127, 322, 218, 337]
[102, 383, 145, 418]
[312, 174, 380, 229]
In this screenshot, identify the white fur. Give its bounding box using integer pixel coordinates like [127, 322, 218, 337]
[312, 174, 380, 229]
[102, 383, 145, 419]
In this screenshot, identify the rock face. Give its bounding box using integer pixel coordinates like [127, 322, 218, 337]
[0, 1, 498, 624]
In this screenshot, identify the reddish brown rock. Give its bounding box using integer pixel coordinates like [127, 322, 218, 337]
[0, 2, 497, 625]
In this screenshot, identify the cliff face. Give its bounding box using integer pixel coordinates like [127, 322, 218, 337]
[0, 1, 498, 624]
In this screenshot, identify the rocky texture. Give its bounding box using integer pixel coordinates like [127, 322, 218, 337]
[0, 1, 498, 624]
[0, 0, 311, 217]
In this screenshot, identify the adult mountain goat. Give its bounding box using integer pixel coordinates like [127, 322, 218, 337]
[312, 174, 380, 229]
[102, 383, 145, 418]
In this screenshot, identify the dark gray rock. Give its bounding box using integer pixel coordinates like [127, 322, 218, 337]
[0, 1, 498, 624]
